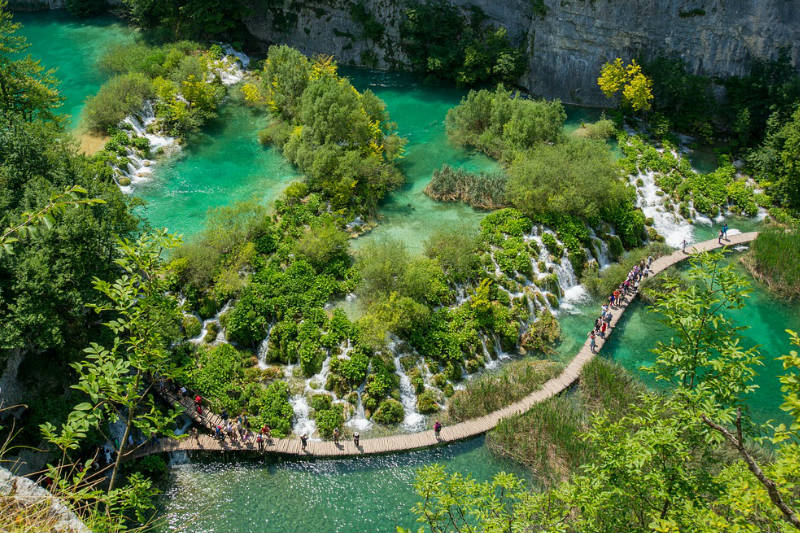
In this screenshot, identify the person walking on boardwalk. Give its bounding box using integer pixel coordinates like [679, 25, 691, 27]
[191, 427, 198, 442]
[300, 434, 308, 450]
[718, 229, 724, 245]
[434, 420, 443, 440]
[722, 222, 728, 240]
[333, 427, 340, 445]
[256, 432, 263, 452]
[353, 432, 360, 447]
[264, 425, 272, 444]
[589, 330, 597, 353]
[682, 239, 687, 253]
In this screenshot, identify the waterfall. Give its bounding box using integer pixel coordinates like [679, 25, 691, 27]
[589, 229, 612, 269]
[169, 416, 192, 465]
[346, 381, 373, 432]
[256, 324, 274, 369]
[632, 169, 693, 248]
[290, 395, 317, 437]
[189, 302, 231, 345]
[392, 354, 425, 431]
[482, 336, 500, 370]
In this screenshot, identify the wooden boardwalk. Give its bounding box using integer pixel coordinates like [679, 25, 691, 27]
[130, 232, 758, 460]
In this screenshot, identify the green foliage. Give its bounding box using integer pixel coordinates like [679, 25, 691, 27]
[372, 398, 404, 425]
[748, 104, 800, 210]
[293, 218, 350, 274]
[416, 390, 439, 414]
[256, 46, 406, 216]
[744, 227, 800, 300]
[400, 3, 524, 86]
[520, 309, 561, 354]
[507, 137, 635, 223]
[185, 343, 247, 412]
[446, 85, 566, 160]
[315, 404, 344, 439]
[83, 73, 154, 133]
[423, 164, 507, 209]
[424, 227, 481, 284]
[244, 380, 293, 438]
[43, 231, 184, 491]
[120, 0, 249, 40]
[572, 118, 616, 140]
[0, 4, 62, 122]
[65, 0, 106, 17]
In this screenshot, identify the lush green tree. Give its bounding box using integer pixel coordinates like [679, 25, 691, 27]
[748, 105, 800, 210]
[446, 85, 566, 160]
[83, 73, 154, 132]
[400, 2, 524, 86]
[0, 3, 62, 122]
[43, 231, 184, 491]
[121, 0, 249, 40]
[506, 138, 630, 221]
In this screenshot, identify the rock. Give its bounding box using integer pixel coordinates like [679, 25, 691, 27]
[240, 0, 799, 106]
[0, 467, 91, 533]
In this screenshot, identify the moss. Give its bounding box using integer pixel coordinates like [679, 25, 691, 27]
[182, 315, 201, 338]
[372, 398, 404, 425]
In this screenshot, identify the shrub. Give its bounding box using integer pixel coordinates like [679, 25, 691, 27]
[448, 360, 562, 421]
[83, 73, 154, 133]
[316, 405, 345, 438]
[417, 390, 439, 414]
[372, 398, 404, 425]
[311, 393, 333, 412]
[182, 315, 201, 338]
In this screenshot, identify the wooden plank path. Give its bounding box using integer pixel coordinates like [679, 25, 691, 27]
[130, 232, 758, 461]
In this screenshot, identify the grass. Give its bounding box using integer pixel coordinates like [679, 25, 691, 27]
[743, 227, 800, 301]
[486, 358, 643, 486]
[446, 359, 562, 422]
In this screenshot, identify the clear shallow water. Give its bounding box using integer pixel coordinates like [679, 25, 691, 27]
[156, 437, 528, 533]
[135, 100, 300, 239]
[604, 256, 800, 427]
[14, 11, 136, 129]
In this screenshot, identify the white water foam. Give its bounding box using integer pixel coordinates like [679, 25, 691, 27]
[633, 170, 694, 248]
[393, 353, 425, 431]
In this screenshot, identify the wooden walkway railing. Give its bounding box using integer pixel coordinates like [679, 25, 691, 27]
[129, 232, 758, 460]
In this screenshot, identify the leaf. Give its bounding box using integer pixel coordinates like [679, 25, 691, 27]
[74, 402, 93, 411]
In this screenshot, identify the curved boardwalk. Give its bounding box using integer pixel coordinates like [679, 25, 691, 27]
[130, 232, 758, 460]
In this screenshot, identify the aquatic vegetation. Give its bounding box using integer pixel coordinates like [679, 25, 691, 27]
[743, 227, 800, 300]
[423, 164, 507, 209]
[447, 359, 563, 423]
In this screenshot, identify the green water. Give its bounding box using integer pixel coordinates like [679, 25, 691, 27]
[156, 437, 527, 533]
[13, 11, 136, 129]
[135, 100, 300, 239]
[604, 256, 800, 426]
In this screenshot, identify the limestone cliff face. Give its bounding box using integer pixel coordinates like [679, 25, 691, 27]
[12, 0, 800, 105]
[242, 0, 800, 106]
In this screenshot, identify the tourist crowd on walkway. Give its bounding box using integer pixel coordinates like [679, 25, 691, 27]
[588, 255, 654, 354]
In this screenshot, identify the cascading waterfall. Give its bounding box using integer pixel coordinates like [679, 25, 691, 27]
[256, 324, 274, 369]
[189, 301, 231, 345]
[346, 381, 373, 432]
[290, 395, 316, 437]
[632, 169, 694, 248]
[392, 352, 426, 431]
[112, 47, 248, 193]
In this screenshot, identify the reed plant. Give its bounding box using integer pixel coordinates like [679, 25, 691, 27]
[486, 358, 643, 486]
[447, 359, 562, 422]
[424, 164, 507, 209]
[743, 227, 800, 300]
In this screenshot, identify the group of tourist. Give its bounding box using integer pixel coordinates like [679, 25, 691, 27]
[588, 255, 654, 353]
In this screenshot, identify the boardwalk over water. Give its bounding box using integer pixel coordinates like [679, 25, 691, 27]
[130, 232, 758, 460]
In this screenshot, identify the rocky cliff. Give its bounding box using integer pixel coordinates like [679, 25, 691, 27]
[242, 0, 800, 106]
[11, 0, 800, 105]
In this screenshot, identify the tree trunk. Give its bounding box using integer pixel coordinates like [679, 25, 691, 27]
[108, 416, 132, 492]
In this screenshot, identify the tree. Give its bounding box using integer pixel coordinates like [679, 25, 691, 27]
[42, 230, 184, 492]
[598, 58, 653, 112]
[0, 2, 62, 121]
